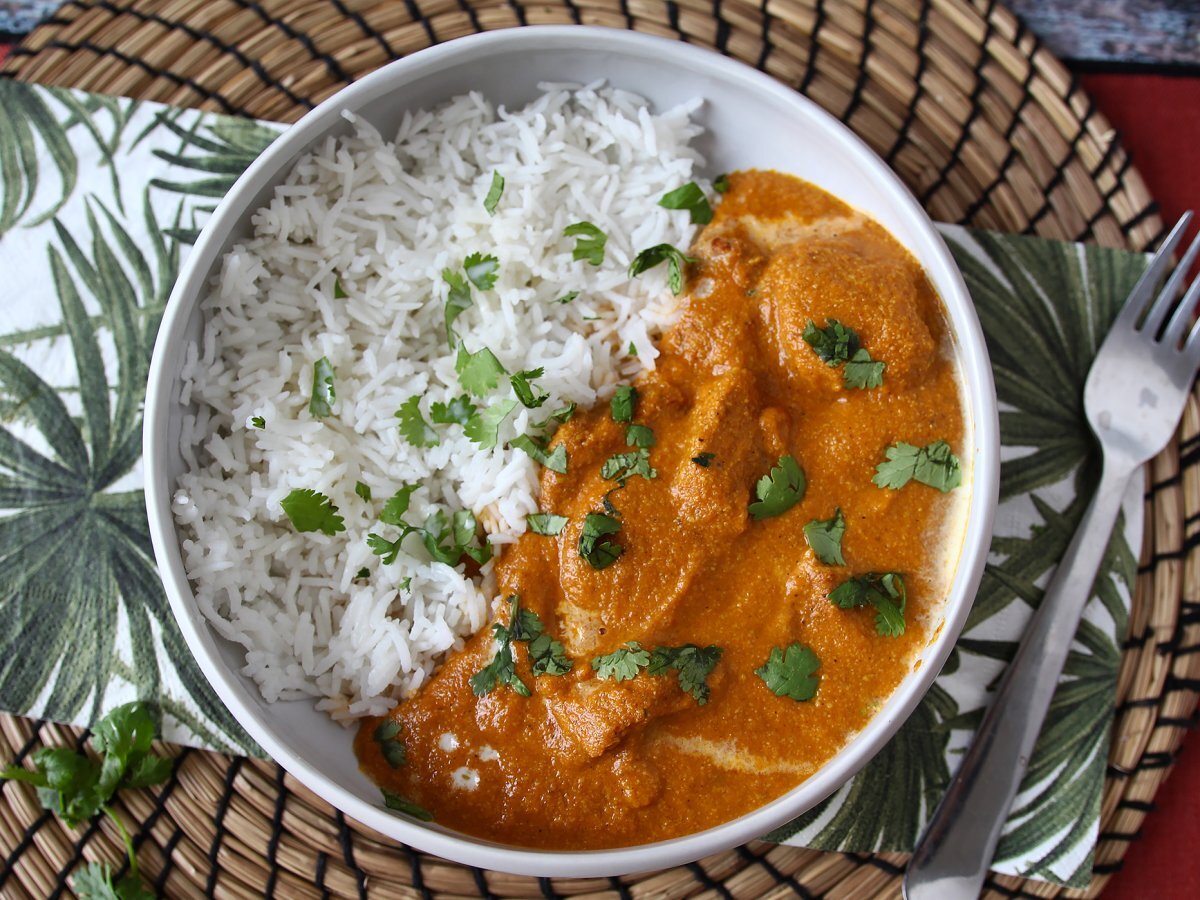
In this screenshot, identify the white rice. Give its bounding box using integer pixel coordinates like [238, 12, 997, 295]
[174, 84, 706, 720]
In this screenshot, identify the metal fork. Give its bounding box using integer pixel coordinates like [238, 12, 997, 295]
[904, 212, 1200, 899]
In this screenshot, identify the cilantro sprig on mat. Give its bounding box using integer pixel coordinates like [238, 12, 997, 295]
[1, 702, 173, 900]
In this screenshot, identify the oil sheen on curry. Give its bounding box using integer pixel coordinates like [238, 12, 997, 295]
[355, 170, 968, 848]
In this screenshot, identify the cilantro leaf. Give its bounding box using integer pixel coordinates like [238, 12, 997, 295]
[802, 319, 860, 366]
[395, 395, 439, 448]
[692, 451, 715, 467]
[527, 631, 572, 676]
[381, 789, 434, 821]
[579, 512, 623, 570]
[333, 278, 348, 299]
[755, 643, 821, 701]
[250, 415, 265, 429]
[455, 344, 506, 396]
[659, 181, 714, 225]
[511, 433, 568, 473]
[628, 243, 697, 295]
[803, 507, 846, 566]
[873, 440, 962, 492]
[748, 455, 806, 520]
[309, 357, 336, 417]
[380, 484, 419, 525]
[527, 512, 568, 535]
[533, 402, 576, 429]
[470, 634, 527, 697]
[610, 385, 637, 423]
[372, 719, 407, 769]
[625, 424, 655, 448]
[564, 221, 607, 266]
[647, 645, 723, 704]
[591, 642, 650, 681]
[442, 268, 473, 347]
[430, 394, 476, 425]
[843, 348, 885, 389]
[601, 448, 656, 484]
[367, 530, 410, 564]
[463, 398, 517, 450]
[464, 252, 500, 290]
[354, 567, 370, 580]
[556, 290, 580, 304]
[483, 170, 504, 215]
[281, 488, 345, 535]
[510, 367, 548, 409]
[420, 508, 493, 567]
[355, 481, 372, 502]
[829, 572, 907, 637]
[713, 173, 731, 193]
[73, 861, 154, 900]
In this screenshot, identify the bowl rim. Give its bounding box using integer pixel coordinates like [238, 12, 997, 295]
[143, 23, 1000, 878]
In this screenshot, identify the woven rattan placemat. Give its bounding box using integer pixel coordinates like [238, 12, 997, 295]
[1, 1, 1197, 897]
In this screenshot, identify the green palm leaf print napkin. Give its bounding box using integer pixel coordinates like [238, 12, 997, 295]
[0, 78, 1147, 886]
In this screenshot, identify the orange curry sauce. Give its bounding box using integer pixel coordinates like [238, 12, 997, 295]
[354, 171, 966, 848]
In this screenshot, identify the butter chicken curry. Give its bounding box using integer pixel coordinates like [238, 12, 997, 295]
[355, 170, 968, 847]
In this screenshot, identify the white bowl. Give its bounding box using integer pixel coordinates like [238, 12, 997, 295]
[144, 25, 999, 878]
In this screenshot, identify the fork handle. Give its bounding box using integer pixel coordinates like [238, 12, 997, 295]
[904, 458, 1136, 899]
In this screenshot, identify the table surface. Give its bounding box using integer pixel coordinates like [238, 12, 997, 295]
[1, 1, 1198, 897]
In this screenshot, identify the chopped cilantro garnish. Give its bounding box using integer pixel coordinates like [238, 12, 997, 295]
[803, 319, 860, 366]
[381, 789, 434, 821]
[464, 252, 500, 290]
[309, 357, 336, 418]
[556, 290, 580, 304]
[471, 595, 571, 695]
[430, 394, 476, 425]
[592, 642, 651, 681]
[873, 440, 961, 492]
[713, 173, 731, 193]
[804, 507, 846, 566]
[755, 643, 821, 701]
[647, 644, 722, 704]
[659, 181, 714, 225]
[579, 512, 623, 570]
[511, 433, 568, 473]
[564, 221, 607, 266]
[610, 385, 637, 423]
[510, 367, 548, 409]
[366, 531, 408, 565]
[250, 415, 265, 429]
[829, 572, 907, 637]
[400, 576, 412, 591]
[463, 398, 517, 450]
[844, 348, 885, 389]
[628, 243, 697, 295]
[354, 481, 372, 502]
[333, 278, 348, 299]
[442, 268, 473, 347]
[354, 567, 370, 580]
[455, 344, 506, 396]
[533, 402, 576, 429]
[748, 455, 806, 520]
[372, 719, 407, 768]
[692, 451, 715, 467]
[420, 508, 493, 566]
[281, 488, 345, 535]
[527, 512, 568, 536]
[601, 448, 656, 484]
[483, 170, 504, 215]
[380, 485, 418, 526]
[628, 340, 638, 357]
[395, 395, 439, 448]
[625, 423, 655, 448]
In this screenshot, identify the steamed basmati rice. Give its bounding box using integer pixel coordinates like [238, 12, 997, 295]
[174, 84, 706, 719]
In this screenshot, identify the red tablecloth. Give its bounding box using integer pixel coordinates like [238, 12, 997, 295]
[0, 40, 1195, 899]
